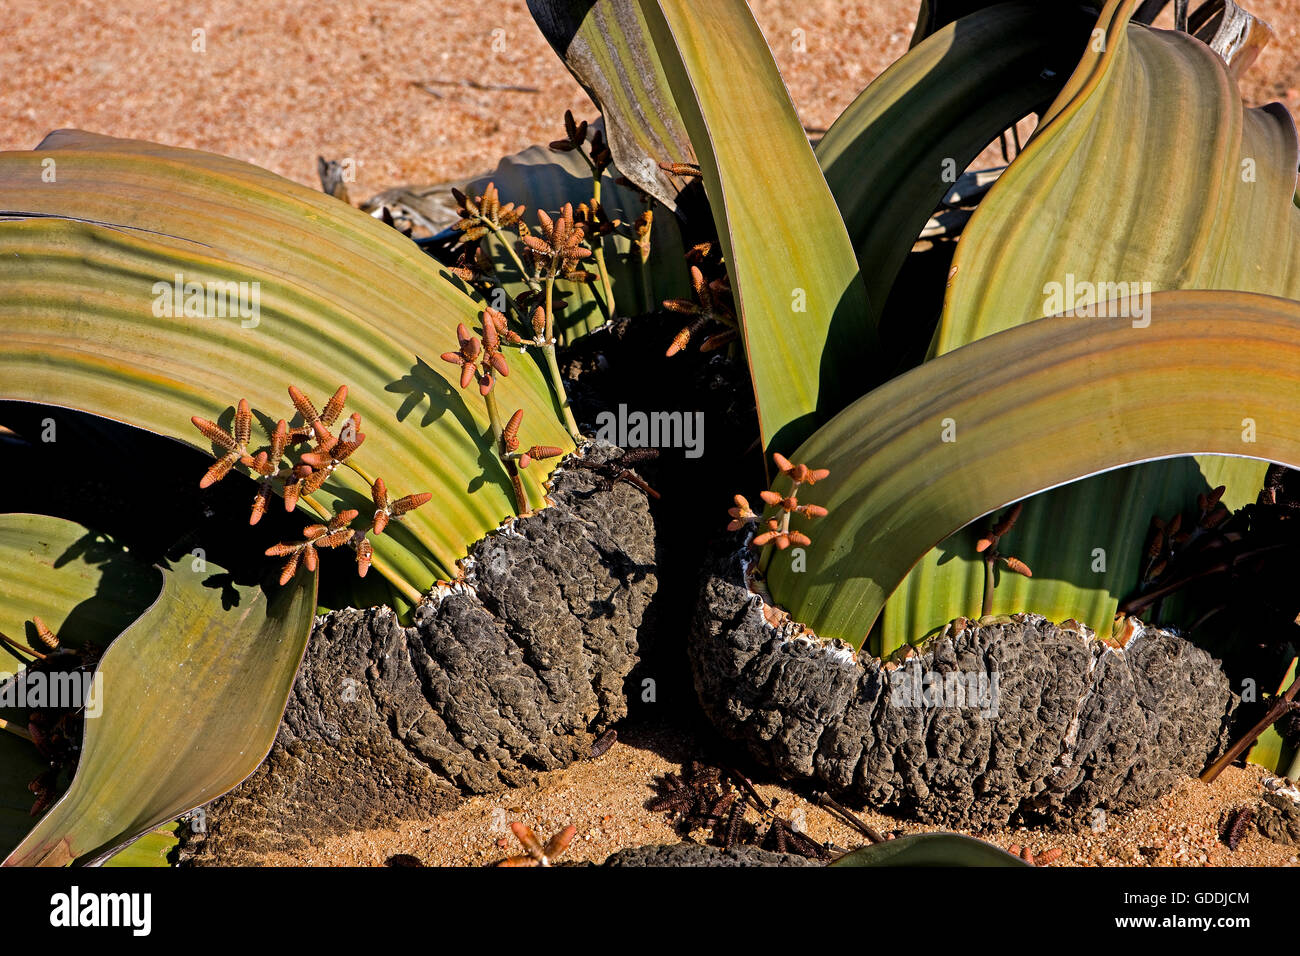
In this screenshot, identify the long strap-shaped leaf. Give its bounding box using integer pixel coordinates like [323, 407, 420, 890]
[765, 292, 1300, 648]
[816, 1, 1088, 333]
[934, 0, 1300, 353]
[2, 514, 316, 866]
[883, 0, 1300, 654]
[527, 0, 697, 211]
[0, 512, 160, 676]
[0, 514, 164, 859]
[0, 132, 573, 589]
[637, 0, 875, 459]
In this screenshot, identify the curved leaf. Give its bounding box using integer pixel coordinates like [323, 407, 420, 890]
[0, 131, 574, 590]
[637, 0, 874, 458]
[886, 0, 1300, 652]
[3, 515, 316, 866]
[911, 0, 1109, 45]
[0, 515, 163, 858]
[816, 2, 1087, 336]
[101, 824, 179, 867]
[0, 513, 160, 677]
[831, 832, 1028, 866]
[934, 0, 1300, 353]
[765, 292, 1300, 648]
[527, 0, 697, 210]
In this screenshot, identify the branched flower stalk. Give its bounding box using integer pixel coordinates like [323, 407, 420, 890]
[191, 385, 431, 603]
[450, 181, 584, 442]
[550, 109, 617, 319]
[520, 205, 593, 441]
[730, 453, 831, 577]
[450, 181, 533, 292]
[442, 312, 566, 517]
[663, 264, 738, 357]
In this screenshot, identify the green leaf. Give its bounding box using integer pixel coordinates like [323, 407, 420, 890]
[831, 832, 1029, 866]
[815, 2, 1087, 335]
[1249, 657, 1299, 776]
[637, 0, 875, 458]
[0, 513, 160, 678]
[527, 0, 697, 211]
[880, 458, 1258, 655]
[764, 292, 1300, 649]
[465, 142, 688, 341]
[101, 824, 180, 867]
[0, 515, 164, 858]
[882, 0, 1300, 652]
[934, 1, 1300, 355]
[0, 131, 574, 591]
[3, 515, 316, 866]
[910, 0, 1108, 46]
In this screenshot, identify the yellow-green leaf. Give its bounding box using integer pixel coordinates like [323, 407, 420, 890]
[0, 132, 574, 591]
[2, 514, 316, 866]
[637, 0, 875, 458]
[816, 2, 1087, 333]
[885, 0, 1300, 652]
[765, 292, 1300, 649]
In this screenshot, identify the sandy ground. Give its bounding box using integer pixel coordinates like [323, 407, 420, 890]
[2, 1, 1296, 197]
[5, 1, 1300, 866]
[256, 721, 1298, 867]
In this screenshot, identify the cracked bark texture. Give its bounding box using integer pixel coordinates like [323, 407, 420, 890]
[691, 544, 1237, 830]
[179, 443, 656, 865]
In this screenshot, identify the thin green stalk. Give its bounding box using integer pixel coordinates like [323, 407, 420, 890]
[488, 222, 540, 293]
[589, 176, 617, 318]
[542, 274, 582, 441]
[588, 256, 614, 323]
[343, 459, 378, 488]
[483, 387, 531, 515]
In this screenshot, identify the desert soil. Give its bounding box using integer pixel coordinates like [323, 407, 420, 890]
[3, 1, 1296, 195]
[255, 721, 1298, 867]
[3, 0, 1298, 866]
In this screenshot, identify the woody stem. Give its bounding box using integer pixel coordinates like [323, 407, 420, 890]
[0, 630, 44, 662]
[982, 554, 996, 618]
[1202, 664, 1300, 784]
[483, 386, 530, 516]
[0, 716, 34, 744]
[542, 273, 582, 441]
